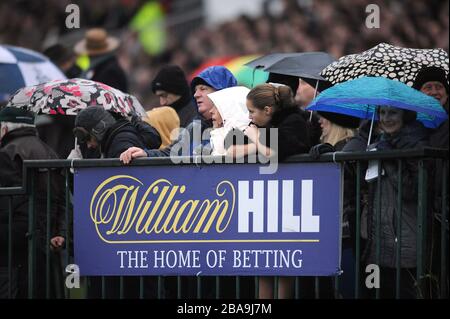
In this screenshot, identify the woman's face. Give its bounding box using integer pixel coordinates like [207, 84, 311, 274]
[318, 116, 332, 139]
[246, 99, 272, 127]
[209, 105, 223, 128]
[379, 107, 404, 134]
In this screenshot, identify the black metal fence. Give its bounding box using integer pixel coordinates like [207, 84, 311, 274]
[0, 148, 448, 299]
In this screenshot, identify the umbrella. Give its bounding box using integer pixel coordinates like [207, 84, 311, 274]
[306, 76, 448, 129]
[190, 55, 268, 88]
[321, 43, 449, 86]
[0, 44, 66, 102]
[7, 78, 148, 159]
[6, 78, 147, 118]
[244, 53, 304, 70]
[264, 52, 336, 92]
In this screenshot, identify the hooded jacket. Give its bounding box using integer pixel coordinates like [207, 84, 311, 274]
[207, 86, 250, 155]
[190, 66, 238, 95]
[102, 117, 161, 158]
[145, 107, 180, 149]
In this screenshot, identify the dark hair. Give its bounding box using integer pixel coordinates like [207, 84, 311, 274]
[402, 109, 417, 124]
[377, 107, 417, 124]
[43, 44, 75, 66]
[151, 65, 189, 96]
[246, 83, 295, 112]
[267, 73, 299, 94]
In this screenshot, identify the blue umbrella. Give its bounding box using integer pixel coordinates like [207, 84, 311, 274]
[306, 76, 447, 129]
[0, 45, 66, 102]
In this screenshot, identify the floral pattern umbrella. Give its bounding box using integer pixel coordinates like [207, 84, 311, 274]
[321, 43, 449, 86]
[6, 78, 146, 118]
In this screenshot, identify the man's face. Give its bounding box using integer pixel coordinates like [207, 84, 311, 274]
[155, 90, 181, 107]
[86, 135, 99, 149]
[296, 79, 317, 109]
[420, 81, 448, 106]
[0, 123, 6, 141]
[193, 84, 216, 119]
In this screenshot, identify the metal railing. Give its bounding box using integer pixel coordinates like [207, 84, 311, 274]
[0, 148, 448, 299]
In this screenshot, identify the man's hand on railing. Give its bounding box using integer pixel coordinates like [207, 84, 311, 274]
[50, 236, 65, 251]
[120, 147, 147, 164]
[67, 145, 83, 160]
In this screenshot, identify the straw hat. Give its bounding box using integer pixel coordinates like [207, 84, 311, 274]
[74, 28, 119, 56]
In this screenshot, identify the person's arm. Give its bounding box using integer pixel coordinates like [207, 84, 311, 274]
[244, 125, 274, 157]
[226, 143, 257, 158]
[120, 146, 147, 164]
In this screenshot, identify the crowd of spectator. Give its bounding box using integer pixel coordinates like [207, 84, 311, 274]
[1, 0, 448, 107]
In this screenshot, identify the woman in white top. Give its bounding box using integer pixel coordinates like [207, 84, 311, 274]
[207, 86, 250, 156]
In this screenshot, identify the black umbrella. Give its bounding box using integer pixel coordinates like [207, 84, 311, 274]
[264, 52, 336, 92]
[244, 53, 304, 70]
[321, 43, 449, 86]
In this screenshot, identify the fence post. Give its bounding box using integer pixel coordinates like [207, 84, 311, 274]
[395, 159, 403, 299]
[355, 161, 361, 299]
[27, 172, 36, 299]
[440, 160, 448, 298]
[416, 160, 427, 298]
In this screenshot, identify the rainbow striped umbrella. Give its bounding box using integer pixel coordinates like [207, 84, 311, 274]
[190, 55, 268, 88]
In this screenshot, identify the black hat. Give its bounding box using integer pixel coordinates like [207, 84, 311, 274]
[267, 72, 299, 95]
[151, 65, 190, 96]
[317, 111, 360, 129]
[413, 66, 449, 93]
[0, 107, 35, 124]
[74, 106, 116, 142]
[43, 44, 75, 66]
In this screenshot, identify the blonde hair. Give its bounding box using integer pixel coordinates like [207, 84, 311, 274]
[321, 121, 355, 146]
[145, 106, 180, 149]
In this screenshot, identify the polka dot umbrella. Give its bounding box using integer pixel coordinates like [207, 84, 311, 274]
[320, 43, 449, 87]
